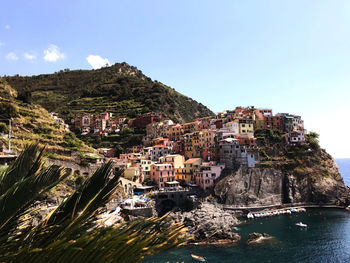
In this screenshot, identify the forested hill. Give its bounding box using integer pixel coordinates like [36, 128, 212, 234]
[0, 78, 92, 159]
[4, 63, 214, 123]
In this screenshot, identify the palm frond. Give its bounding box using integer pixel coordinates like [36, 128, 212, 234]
[8, 216, 187, 263]
[0, 165, 69, 233]
[0, 144, 45, 195]
[0, 145, 189, 263]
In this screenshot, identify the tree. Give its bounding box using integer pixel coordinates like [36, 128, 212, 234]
[305, 131, 320, 149]
[0, 144, 187, 262]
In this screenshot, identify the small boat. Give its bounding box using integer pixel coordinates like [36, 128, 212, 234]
[247, 212, 254, 219]
[191, 254, 206, 262]
[296, 222, 307, 228]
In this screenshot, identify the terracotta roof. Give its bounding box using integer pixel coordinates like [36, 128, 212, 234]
[153, 145, 168, 148]
[184, 158, 202, 164]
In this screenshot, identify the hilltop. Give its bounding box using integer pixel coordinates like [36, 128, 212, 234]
[4, 63, 214, 123]
[0, 78, 92, 160]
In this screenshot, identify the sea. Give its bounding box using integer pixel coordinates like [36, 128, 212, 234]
[336, 158, 350, 187]
[143, 159, 350, 263]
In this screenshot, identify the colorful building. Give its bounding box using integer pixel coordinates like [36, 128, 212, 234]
[131, 112, 162, 128]
[158, 154, 185, 169]
[150, 163, 175, 188]
[165, 124, 183, 141]
[176, 158, 202, 184]
[195, 162, 225, 190]
[286, 131, 305, 144]
[149, 145, 171, 162]
[239, 119, 254, 138]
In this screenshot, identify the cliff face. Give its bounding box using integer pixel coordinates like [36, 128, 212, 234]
[214, 167, 283, 206]
[215, 148, 350, 207]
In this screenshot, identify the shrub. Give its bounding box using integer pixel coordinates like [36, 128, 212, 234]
[305, 132, 320, 149]
[0, 102, 18, 118]
[62, 132, 82, 150]
[0, 122, 8, 133]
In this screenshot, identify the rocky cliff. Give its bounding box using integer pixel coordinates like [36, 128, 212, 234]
[215, 138, 350, 207]
[169, 203, 241, 245]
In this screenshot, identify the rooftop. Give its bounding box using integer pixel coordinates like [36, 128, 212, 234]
[184, 158, 202, 164]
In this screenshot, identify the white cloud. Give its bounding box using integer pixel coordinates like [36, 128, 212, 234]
[0, 42, 4, 47]
[4, 25, 10, 30]
[43, 44, 65, 62]
[24, 52, 37, 60]
[5, 52, 18, 61]
[86, 55, 110, 69]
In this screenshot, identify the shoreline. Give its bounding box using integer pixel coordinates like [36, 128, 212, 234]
[223, 203, 347, 213]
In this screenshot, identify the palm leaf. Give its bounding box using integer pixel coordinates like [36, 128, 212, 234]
[0, 145, 189, 263]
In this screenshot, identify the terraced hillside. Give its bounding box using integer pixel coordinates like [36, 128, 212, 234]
[4, 63, 214, 123]
[0, 78, 92, 160]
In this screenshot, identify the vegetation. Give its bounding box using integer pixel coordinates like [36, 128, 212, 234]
[0, 145, 187, 262]
[255, 129, 283, 145]
[4, 62, 213, 124]
[0, 122, 8, 133]
[305, 131, 320, 149]
[0, 78, 92, 159]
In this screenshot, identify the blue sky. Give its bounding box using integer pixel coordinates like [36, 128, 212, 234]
[1, 0, 350, 157]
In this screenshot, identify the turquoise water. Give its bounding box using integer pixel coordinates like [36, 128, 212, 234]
[336, 159, 350, 186]
[143, 208, 350, 263]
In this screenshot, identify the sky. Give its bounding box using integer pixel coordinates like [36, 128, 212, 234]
[1, 0, 350, 158]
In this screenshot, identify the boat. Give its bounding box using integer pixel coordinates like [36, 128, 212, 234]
[247, 212, 254, 219]
[191, 254, 206, 262]
[296, 222, 308, 227]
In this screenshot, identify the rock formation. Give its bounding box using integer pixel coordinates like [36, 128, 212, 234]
[215, 148, 350, 207]
[169, 203, 241, 245]
[246, 232, 274, 245]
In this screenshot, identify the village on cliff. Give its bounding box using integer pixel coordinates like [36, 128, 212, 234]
[73, 106, 305, 194]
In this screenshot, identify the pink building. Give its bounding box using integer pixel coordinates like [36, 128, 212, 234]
[99, 112, 111, 120]
[196, 162, 225, 190]
[285, 131, 305, 144]
[149, 145, 171, 162]
[150, 163, 175, 188]
[98, 148, 116, 157]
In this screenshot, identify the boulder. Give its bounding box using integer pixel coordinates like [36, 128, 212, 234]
[169, 203, 241, 245]
[246, 232, 274, 245]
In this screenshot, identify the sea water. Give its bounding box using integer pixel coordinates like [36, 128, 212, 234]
[336, 158, 350, 186]
[144, 159, 350, 263]
[143, 208, 350, 263]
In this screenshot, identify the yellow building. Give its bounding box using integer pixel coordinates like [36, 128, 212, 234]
[138, 159, 155, 181]
[159, 154, 185, 169]
[182, 121, 199, 134]
[198, 129, 216, 148]
[239, 120, 254, 138]
[165, 124, 183, 141]
[176, 158, 202, 184]
[184, 132, 201, 159]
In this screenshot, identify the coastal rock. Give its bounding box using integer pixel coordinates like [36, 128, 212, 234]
[214, 167, 283, 206]
[246, 232, 274, 245]
[169, 203, 241, 245]
[214, 148, 350, 207]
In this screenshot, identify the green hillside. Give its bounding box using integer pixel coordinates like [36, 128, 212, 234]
[0, 78, 92, 161]
[4, 63, 214, 123]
